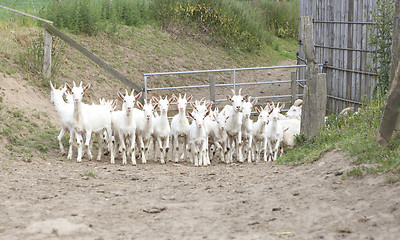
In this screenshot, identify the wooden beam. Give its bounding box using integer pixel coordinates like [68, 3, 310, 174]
[291, 72, 297, 105]
[300, 16, 327, 140]
[209, 74, 215, 109]
[42, 22, 142, 92]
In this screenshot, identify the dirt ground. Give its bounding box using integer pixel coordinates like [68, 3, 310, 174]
[1, 62, 400, 239]
[1, 150, 400, 240]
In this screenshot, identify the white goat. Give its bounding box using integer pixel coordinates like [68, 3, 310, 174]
[50, 82, 75, 158]
[224, 88, 246, 163]
[136, 99, 157, 164]
[170, 93, 193, 163]
[152, 95, 174, 164]
[191, 100, 213, 165]
[286, 105, 302, 120]
[241, 97, 258, 163]
[265, 102, 285, 161]
[111, 89, 142, 165]
[66, 81, 115, 163]
[207, 108, 229, 163]
[188, 109, 210, 167]
[279, 118, 300, 149]
[252, 104, 270, 162]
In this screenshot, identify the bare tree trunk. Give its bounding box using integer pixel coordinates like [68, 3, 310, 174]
[377, 62, 400, 147]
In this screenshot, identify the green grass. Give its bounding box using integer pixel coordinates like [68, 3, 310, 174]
[0, 103, 60, 162]
[279, 96, 400, 180]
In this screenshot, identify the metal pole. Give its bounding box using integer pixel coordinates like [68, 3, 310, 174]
[144, 76, 148, 100]
[233, 70, 236, 92]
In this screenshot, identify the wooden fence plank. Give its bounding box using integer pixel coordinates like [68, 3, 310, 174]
[42, 22, 142, 93]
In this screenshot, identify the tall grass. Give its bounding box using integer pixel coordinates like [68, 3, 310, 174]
[39, 0, 299, 52]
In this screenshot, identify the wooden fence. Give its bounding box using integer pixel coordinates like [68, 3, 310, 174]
[298, 0, 378, 114]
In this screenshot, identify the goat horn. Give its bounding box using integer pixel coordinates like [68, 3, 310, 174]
[49, 81, 55, 90]
[238, 88, 242, 95]
[125, 89, 129, 95]
[131, 89, 135, 96]
[231, 89, 235, 95]
[79, 81, 82, 87]
[73, 81, 76, 87]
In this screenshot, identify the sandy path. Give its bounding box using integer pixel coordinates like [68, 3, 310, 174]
[1, 150, 399, 240]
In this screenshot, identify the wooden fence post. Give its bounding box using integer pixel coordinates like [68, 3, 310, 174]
[43, 28, 52, 78]
[300, 16, 327, 140]
[390, 0, 400, 86]
[291, 72, 297, 105]
[377, 62, 400, 147]
[209, 74, 215, 109]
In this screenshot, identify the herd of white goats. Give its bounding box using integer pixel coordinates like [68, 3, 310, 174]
[50, 81, 302, 167]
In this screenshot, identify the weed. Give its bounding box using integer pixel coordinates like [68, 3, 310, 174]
[84, 171, 96, 178]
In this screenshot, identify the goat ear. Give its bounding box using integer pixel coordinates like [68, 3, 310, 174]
[206, 101, 213, 110]
[135, 92, 142, 101]
[153, 103, 159, 110]
[152, 96, 159, 103]
[118, 91, 124, 101]
[190, 102, 197, 111]
[252, 98, 258, 106]
[112, 99, 118, 110]
[65, 83, 72, 92]
[137, 101, 144, 110]
[204, 110, 210, 118]
[279, 103, 285, 111]
[169, 96, 175, 104]
[268, 109, 274, 115]
[187, 95, 193, 102]
[187, 111, 194, 120]
[243, 95, 249, 101]
[83, 83, 91, 93]
[226, 95, 232, 102]
[255, 107, 260, 114]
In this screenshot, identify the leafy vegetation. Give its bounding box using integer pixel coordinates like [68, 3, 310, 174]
[39, 0, 299, 52]
[369, 0, 395, 95]
[280, 96, 400, 179]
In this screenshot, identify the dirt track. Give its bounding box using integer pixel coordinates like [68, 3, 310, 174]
[1, 150, 400, 240]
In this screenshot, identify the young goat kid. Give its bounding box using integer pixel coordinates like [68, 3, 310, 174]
[265, 102, 285, 162]
[136, 99, 157, 164]
[152, 95, 174, 164]
[170, 93, 193, 163]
